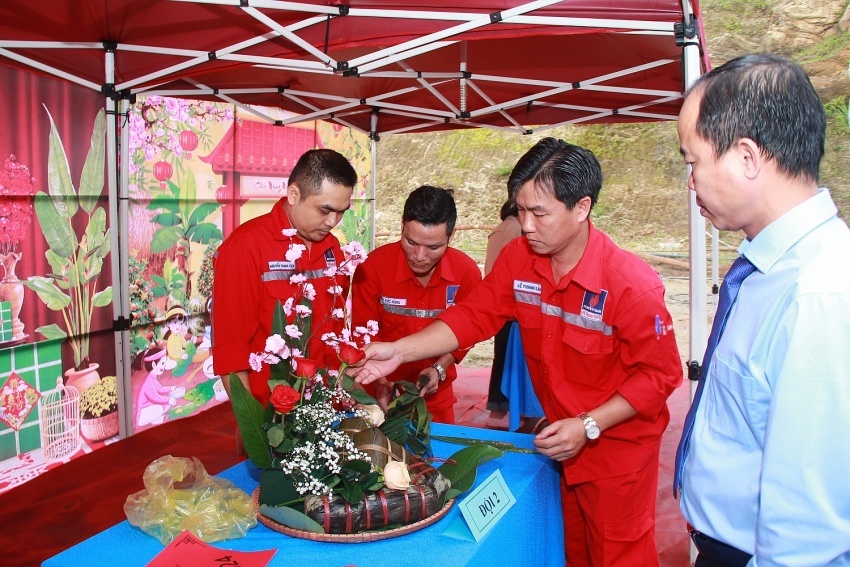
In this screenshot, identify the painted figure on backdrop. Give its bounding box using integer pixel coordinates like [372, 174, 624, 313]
[351, 185, 482, 423]
[212, 149, 358, 452]
[162, 305, 193, 376]
[674, 54, 850, 567]
[352, 138, 682, 566]
[134, 346, 184, 427]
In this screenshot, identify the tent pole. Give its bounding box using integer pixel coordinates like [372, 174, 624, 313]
[682, 3, 705, 565]
[369, 111, 379, 252]
[102, 50, 130, 439]
[115, 96, 133, 439]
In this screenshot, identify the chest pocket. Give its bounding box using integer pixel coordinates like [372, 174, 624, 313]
[561, 324, 615, 356]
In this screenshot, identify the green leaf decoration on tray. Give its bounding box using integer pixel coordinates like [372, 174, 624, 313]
[437, 444, 505, 503]
[259, 504, 325, 534]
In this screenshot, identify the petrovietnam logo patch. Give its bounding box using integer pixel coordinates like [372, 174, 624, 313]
[446, 285, 460, 308]
[580, 290, 608, 322]
[324, 249, 337, 267]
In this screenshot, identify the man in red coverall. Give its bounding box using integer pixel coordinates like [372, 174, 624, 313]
[212, 148, 358, 412]
[353, 139, 682, 566]
[351, 185, 481, 423]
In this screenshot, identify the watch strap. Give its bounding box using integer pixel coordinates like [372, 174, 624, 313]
[431, 362, 446, 382]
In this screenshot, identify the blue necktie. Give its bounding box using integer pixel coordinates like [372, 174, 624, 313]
[673, 255, 757, 497]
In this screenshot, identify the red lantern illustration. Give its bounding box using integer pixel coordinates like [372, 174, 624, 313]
[152, 160, 173, 190]
[179, 130, 199, 159]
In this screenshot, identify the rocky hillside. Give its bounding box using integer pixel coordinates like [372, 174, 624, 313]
[373, 0, 850, 266]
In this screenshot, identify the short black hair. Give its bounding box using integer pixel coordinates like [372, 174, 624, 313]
[689, 53, 825, 183]
[507, 138, 602, 210]
[288, 149, 358, 199]
[402, 185, 457, 235]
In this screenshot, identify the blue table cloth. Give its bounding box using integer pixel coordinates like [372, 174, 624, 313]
[501, 322, 544, 431]
[45, 424, 564, 567]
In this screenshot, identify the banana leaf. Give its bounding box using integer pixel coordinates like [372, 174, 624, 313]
[228, 373, 272, 468]
[379, 381, 432, 458]
[437, 444, 504, 503]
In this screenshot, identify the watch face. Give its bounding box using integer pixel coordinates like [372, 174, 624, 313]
[586, 424, 601, 440]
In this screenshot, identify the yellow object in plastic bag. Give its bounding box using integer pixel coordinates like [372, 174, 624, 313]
[124, 455, 257, 545]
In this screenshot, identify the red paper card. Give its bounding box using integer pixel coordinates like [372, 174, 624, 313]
[146, 530, 276, 567]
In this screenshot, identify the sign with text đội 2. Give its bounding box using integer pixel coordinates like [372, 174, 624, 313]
[456, 469, 516, 541]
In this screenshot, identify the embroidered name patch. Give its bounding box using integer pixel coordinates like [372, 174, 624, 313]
[269, 260, 295, 271]
[446, 285, 460, 308]
[580, 290, 608, 322]
[513, 280, 542, 294]
[381, 297, 407, 307]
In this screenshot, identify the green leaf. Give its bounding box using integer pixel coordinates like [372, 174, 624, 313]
[150, 225, 182, 253]
[348, 388, 378, 406]
[33, 192, 75, 259]
[259, 504, 324, 534]
[34, 323, 67, 341]
[146, 194, 180, 214]
[180, 168, 197, 222]
[228, 373, 272, 469]
[43, 105, 78, 219]
[267, 424, 285, 448]
[187, 202, 221, 226]
[150, 212, 182, 227]
[341, 459, 371, 475]
[92, 287, 112, 307]
[83, 208, 107, 254]
[23, 277, 71, 310]
[79, 109, 106, 214]
[185, 222, 222, 244]
[438, 444, 504, 501]
[44, 249, 70, 280]
[258, 469, 302, 508]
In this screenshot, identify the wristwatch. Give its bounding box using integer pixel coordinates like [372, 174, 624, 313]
[430, 362, 447, 382]
[577, 413, 600, 440]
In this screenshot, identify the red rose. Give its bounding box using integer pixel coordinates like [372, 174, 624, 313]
[338, 343, 365, 365]
[293, 357, 320, 379]
[270, 384, 301, 414]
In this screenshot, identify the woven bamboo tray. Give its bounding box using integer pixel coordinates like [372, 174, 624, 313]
[80, 410, 119, 441]
[252, 488, 454, 543]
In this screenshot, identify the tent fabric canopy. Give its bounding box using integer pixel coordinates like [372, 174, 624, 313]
[0, 0, 710, 439]
[0, 0, 705, 136]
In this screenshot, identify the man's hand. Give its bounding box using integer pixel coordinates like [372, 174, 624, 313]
[350, 341, 404, 387]
[417, 367, 440, 397]
[533, 418, 587, 461]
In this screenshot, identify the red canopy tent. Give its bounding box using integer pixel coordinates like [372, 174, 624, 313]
[0, 0, 710, 437]
[0, 0, 706, 135]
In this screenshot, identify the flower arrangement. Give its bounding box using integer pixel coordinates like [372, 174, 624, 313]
[229, 235, 502, 535]
[0, 155, 35, 256]
[80, 375, 118, 419]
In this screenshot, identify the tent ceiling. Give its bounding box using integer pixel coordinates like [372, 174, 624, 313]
[0, 0, 705, 135]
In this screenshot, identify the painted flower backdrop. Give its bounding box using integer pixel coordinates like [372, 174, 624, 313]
[0, 155, 35, 255]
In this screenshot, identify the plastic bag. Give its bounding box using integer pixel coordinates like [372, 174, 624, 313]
[124, 455, 257, 545]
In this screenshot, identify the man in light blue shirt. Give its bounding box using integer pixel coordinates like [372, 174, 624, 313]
[676, 54, 850, 566]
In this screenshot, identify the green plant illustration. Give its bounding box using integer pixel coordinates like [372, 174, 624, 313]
[150, 257, 187, 306]
[147, 168, 221, 298]
[24, 107, 113, 371]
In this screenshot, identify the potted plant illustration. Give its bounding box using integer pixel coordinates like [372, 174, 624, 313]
[24, 107, 113, 392]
